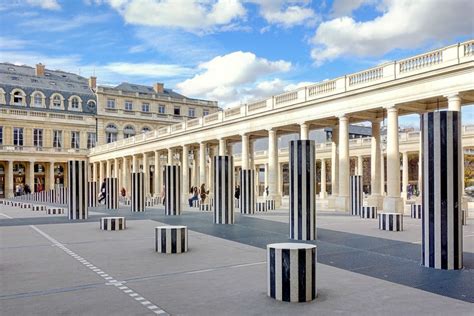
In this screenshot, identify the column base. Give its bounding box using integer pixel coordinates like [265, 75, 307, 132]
[319, 191, 327, 199]
[366, 194, 384, 209]
[335, 195, 350, 212]
[327, 195, 337, 209]
[383, 196, 404, 213]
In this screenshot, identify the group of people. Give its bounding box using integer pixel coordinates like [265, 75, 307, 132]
[14, 183, 32, 196]
[188, 184, 210, 206]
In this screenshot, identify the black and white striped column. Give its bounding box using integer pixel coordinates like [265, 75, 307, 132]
[213, 156, 234, 224]
[266, 199, 276, 210]
[88, 181, 97, 208]
[267, 243, 317, 302]
[379, 213, 403, 231]
[47, 207, 65, 215]
[361, 206, 377, 219]
[421, 111, 463, 270]
[200, 204, 210, 211]
[100, 217, 126, 231]
[256, 202, 267, 212]
[68, 160, 88, 220]
[165, 165, 181, 216]
[289, 140, 316, 240]
[105, 177, 118, 210]
[350, 175, 363, 216]
[240, 169, 255, 214]
[155, 226, 188, 253]
[411, 204, 422, 219]
[131, 172, 145, 212]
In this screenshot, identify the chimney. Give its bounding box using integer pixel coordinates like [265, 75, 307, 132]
[153, 82, 164, 94]
[35, 63, 45, 76]
[89, 76, 97, 90]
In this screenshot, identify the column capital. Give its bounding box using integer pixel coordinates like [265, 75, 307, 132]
[371, 117, 383, 123]
[384, 104, 398, 111]
[337, 114, 348, 120]
[444, 93, 460, 100]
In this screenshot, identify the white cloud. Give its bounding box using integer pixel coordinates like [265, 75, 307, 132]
[20, 13, 111, 32]
[25, 0, 60, 10]
[330, 0, 376, 17]
[176, 51, 291, 105]
[103, 0, 246, 33]
[311, 0, 474, 65]
[0, 36, 29, 50]
[252, 0, 318, 28]
[104, 62, 193, 78]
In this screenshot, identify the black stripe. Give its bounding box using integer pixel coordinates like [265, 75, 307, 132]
[181, 228, 186, 252]
[298, 248, 306, 302]
[440, 112, 448, 268]
[269, 247, 275, 298]
[428, 113, 435, 267]
[111, 219, 115, 230]
[389, 214, 393, 231]
[452, 111, 460, 268]
[312, 247, 316, 299]
[421, 116, 425, 265]
[297, 141, 302, 239]
[281, 249, 291, 302]
[290, 142, 294, 238]
[171, 229, 177, 253]
[161, 230, 166, 253]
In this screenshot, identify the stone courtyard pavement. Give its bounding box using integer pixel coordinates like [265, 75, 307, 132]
[0, 204, 473, 315]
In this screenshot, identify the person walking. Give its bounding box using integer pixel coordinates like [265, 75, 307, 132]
[234, 184, 240, 200]
[200, 183, 209, 204]
[98, 179, 106, 204]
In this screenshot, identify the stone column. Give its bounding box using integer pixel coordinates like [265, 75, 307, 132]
[99, 161, 104, 182]
[241, 134, 249, 169]
[219, 138, 226, 156]
[168, 148, 173, 165]
[106, 160, 111, 178]
[68, 160, 88, 220]
[154, 151, 161, 196]
[114, 158, 119, 184]
[446, 93, 461, 112]
[165, 165, 181, 215]
[26, 160, 34, 192]
[142, 153, 149, 196]
[122, 157, 128, 197]
[227, 143, 233, 156]
[401, 152, 409, 201]
[367, 119, 383, 208]
[381, 154, 385, 194]
[182, 144, 189, 204]
[320, 159, 327, 198]
[213, 155, 234, 224]
[357, 155, 363, 176]
[300, 122, 309, 140]
[48, 161, 55, 191]
[92, 162, 98, 182]
[199, 142, 206, 185]
[192, 149, 198, 186]
[132, 154, 138, 173]
[268, 129, 281, 207]
[328, 125, 339, 209]
[6, 160, 13, 198]
[131, 172, 145, 212]
[336, 116, 350, 211]
[383, 106, 403, 213]
[264, 163, 269, 190]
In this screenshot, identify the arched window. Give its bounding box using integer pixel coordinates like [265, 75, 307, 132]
[52, 95, 62, 108]
[141, 126, 151, 133]
[71, 97, 79, 109]
[123, 125, 136, 139]
[33, 92, 43, 107]
[105, 124, 118, 143]
[13, 91, 24, 105]
[87, 100, 96, 108]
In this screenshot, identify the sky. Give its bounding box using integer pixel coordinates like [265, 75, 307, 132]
[0, 0, 473, 127]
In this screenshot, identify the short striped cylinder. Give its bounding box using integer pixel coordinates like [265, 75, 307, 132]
[88, 182, 97, 208]
[32, 204, 45, 211]
[155, 226, 188, 254]
[421, 111, 463, 270]
[411, 204, 422, 219]
[350, 175, 363, 216]
[240, 169, 255, 214]
[105, 177, 118, 210]
[12, 201, 20, 207]
[361, 206, 377, 219]
[267, 243, 317, 302]
[46, 207, 65, 215]
[289, 140, 316, 241]
[123, 198, 131, 206]
[21, 203, 32, 209]
[164, 165, 181, 216]
[213, 156, 234, 224]
[266, 199, 276, 211]
[145, 200, 154, 207]
[192, 200, 200, 208]
[68, 160, 88, 220]
[256, 202, 267, 212]
[131, 172, 145, 212]
[379, 212, 403, 231]
[100, 217, 126, 231]
[200, 204, 210, 211]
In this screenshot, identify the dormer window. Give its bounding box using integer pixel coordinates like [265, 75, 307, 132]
[71, 97, 79, 109]
[33, 93, 42, 107]
[13, 91, 23, 105]
[52, 95, 62, 108]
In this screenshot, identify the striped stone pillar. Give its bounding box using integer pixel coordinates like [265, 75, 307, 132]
[164, 165, 181, 216]
[105, 177, 118, 210]
[131, 172, 145, 212]
[361, 206, 377, 219]
[267, 243, 317, 302]
[88, 181, 97, 208]
[240, 169, 255, 215]
[67, 160, 88, 220]
[421, 111, 463, 270]
[256, 202, 267, 212]
[289, 140, 316, 240]
[411, 204, 422, 219]
[213, 156, 234, 224]
[155, 225, 188, 253]
[100, 217, 126, 231]
[379, 213, 403, 231]
[350, 175, 363, 216]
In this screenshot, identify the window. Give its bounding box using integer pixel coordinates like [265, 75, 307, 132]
[141, 127, 151, 133]
[158, 104, 166, 114]
[105, 124, 117, 143]
[71, 131, 80, 149]
[203, 109, 209, 116]
[33, 128, 43, 147]
[13, 91, 24, 105]
[142, 103, 150, 112]
[188, 108, 195, 117]
[13, 127, 23, 146]
[0, 126, 3, 145]
[107, 99, 115, 109]
[123, 125, 135, 139]
[87, 100, 96, 108]
[33, 93, 42, 107]
[174, 106, 180, 115]
[125, 100, 133, 111]
[53, 130, 62, 148]
[52, 95, 62, 108]
[87, 132, 96, 149]
[71, 97, 79, 109]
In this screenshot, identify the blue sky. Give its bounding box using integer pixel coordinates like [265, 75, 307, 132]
[0, 0, 473, 126]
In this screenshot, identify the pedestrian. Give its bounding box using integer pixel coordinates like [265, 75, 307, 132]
[234, 184, 240, 200]
[98, 179, 106, 204]
[200, 183, 209, 203]
[188, 186, 199, 207]
[161, 185, 166, 205]
[24, 184, 31, 195]
[265, 186, 269, 197]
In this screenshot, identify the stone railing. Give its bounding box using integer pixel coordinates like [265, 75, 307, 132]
[0, 145, 89, 155]
[89, 40, 474, 156]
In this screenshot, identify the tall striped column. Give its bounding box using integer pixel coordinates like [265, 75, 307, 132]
[131, 172, 145, 212]
[350, 175, 363, 216]
[213, 156, 234, 224]
[421, 111, 463, 270]
[289, 140, 316, 240]
[240, 169, 255, 215]
[67, 160, 88, 220]
[88, 181, 97, 208]
[105, 177, 118, 210]
[165, 165, 181, 215]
